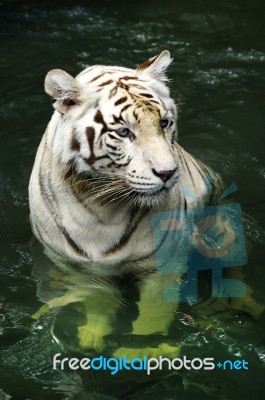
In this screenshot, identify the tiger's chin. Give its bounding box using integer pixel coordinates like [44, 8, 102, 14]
[131, 188, 167, 208]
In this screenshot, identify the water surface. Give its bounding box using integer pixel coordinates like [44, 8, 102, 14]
[0, 0, 265, 399]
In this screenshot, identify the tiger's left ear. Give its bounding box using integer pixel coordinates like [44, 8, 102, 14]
[45, 69, 83, 114]
[136, 50, 172, 82]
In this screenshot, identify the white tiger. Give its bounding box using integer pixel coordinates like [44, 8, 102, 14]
[29, 51, 223, 357]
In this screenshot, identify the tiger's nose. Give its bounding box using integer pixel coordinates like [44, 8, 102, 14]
[152, 167, 177, 182]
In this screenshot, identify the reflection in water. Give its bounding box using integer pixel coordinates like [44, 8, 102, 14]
[3, 231, 263, 399]
[31, 240, 181, 360]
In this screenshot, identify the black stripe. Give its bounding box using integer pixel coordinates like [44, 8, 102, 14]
[38, 142, 89, 258]
[113, 157, 132, 168]
[112, 115, 122, 124]
[108, 133, 122, 141]
[85, 126, 96, 164]
[133, 109, 139, 120]
[84, 126, 110, 165]
[104, 207, 149, 255]
[106, 143, 117, 150]
[149, 99, 160, 105]
[115, 154, 127, 161]
[120, 104, 132, 113]
[99, 79, 113, 87]
[115, 96, 127, 106]
[71, 133, 81, 152]
[94, 110, 108, 134]
[139, 93, 153, 98]
[89, 73, 105, 82]
[61, 227, 88, 257]
[83, 155, 110, 165]
[108, 151, 122, 156]
[40, 169, 89, 257]
[120, 76, 139, 81]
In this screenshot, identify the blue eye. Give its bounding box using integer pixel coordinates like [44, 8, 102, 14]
[116, 127, 129, 137]
[160, 119, 169, 129]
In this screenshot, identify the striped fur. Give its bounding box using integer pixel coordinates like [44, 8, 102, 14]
[29, 51, 223, 270]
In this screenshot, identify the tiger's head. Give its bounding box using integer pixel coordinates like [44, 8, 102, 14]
[45, 50, 179, 207]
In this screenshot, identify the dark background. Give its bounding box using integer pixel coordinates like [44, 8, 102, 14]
[0, 1, 265, 399]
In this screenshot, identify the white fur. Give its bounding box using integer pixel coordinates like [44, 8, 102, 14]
[29, 52, 222, 273]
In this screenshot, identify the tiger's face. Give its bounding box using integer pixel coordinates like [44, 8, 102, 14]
[45, 51, 179, 206]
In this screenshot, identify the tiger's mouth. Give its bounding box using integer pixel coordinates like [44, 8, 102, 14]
[74, 172, 174, 208]
[127, 175, 178, 195]
[125, 174, 179, 206]
[129, 187, 167, 207]
[131, 187, 167, 196]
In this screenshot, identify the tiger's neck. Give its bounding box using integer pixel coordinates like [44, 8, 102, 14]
[63, 164, 150, 222]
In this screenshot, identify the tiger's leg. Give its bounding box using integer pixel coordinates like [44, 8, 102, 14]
[113, 272, 180, 359]
[32, 284, 121, 353]
[77, 286, 121, 353]
[31, 260, 122, 353]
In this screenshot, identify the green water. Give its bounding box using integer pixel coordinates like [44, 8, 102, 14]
[1, 0, 265, 399]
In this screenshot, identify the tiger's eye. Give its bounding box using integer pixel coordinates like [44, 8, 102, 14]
[160, 119, 169, 129]
[116, 128, 129, 137]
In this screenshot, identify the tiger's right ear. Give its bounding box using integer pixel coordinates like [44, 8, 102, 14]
[45, 69, 82, 114]
[136, 50, 172, 82]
